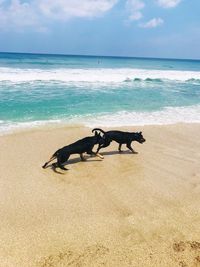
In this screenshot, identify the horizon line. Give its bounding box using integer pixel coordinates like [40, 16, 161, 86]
[0, 51, 200, 62]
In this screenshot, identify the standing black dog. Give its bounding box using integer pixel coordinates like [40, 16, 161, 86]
[42, 131, 104, 171]
[92, 128, 145, 153]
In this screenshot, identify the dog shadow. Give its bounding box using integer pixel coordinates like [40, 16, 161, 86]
[45, 156, 102, 174]
[101, 150, 136, 156]
[44, 150, 136, 174]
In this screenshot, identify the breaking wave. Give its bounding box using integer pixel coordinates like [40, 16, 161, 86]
[1, 67, 200, 83]
[1, 105, 200, 135]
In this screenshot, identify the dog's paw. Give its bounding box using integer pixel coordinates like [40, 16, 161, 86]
[97, 154, 104, 159]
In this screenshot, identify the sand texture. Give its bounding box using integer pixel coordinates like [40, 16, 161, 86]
[0, 124, 200, 267]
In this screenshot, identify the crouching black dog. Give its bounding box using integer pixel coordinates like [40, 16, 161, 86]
[42, 131, 104, 171]
[92, 128, 145, 154]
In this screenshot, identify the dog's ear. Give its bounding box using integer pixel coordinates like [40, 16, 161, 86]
[139, 131, 142, 134]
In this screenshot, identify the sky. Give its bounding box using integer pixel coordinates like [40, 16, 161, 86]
[0, 0, 200, 59]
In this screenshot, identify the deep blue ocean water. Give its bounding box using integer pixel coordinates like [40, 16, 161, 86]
[0, 52, 200, 134]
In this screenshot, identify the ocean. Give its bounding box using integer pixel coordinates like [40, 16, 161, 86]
[0, 52, 200, 134]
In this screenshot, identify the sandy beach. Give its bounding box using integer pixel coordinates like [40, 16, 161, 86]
[0, 123, 200, 267]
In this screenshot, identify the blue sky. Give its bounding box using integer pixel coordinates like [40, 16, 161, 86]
[0, 0, 200, 59]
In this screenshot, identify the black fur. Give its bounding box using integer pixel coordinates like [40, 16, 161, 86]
[42, 131, 104, 171]
[92, 128, 145, 153]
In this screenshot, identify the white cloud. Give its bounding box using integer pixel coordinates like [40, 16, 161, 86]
[156, 0, 181, 8]
[0, 0, 118, 31]
[140, 17, 164, 28]
[38, 0, 118, 20]
[0, 0, 39, 30]
[126, 0, 145, 21]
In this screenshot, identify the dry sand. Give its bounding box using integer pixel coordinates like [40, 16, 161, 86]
[0, 123, 200, 267]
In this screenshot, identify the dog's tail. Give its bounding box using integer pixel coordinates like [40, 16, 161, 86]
[42, 154, 57, 169]
[92, 128, 105, 135]
[42, 155, 56, 169]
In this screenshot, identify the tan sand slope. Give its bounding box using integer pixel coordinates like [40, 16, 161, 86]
[0, 124, 200, 267]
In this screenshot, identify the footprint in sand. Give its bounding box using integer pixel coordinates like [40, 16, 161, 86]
[38, 244, 109, 267]
[172, 241, 200, 267]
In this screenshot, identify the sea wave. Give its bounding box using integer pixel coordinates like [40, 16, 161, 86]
[1, 105, 200, 135]
[85, 105, 200, 127]
[1, 67, 200, 83]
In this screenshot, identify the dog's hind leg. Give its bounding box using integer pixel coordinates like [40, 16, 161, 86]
[56, 154, 69, 170]
[56, 161, 69, 170]
[80, 153, 87, 161]
[58, 163, 68, 170]
[52, 162, 58, 170]
[42, 155, 56, 169]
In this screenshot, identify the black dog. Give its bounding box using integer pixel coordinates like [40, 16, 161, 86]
[92, 128, 145, 153]
[42, 131, 104, 171]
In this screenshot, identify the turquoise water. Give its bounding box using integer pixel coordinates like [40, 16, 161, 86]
[0, 52, 200, 133]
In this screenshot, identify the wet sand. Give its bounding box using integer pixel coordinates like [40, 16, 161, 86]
[0, 123, 200, 267]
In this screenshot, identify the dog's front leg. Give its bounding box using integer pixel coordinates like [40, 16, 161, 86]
[127, 143, 138, 154]
[95, 152, 104, 159]
[96, 144, 101, 153]
[118, 143, 122, 152]
[87, 150, 104, 159]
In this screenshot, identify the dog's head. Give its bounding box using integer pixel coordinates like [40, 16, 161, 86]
[94, 131, 105, 145]
[133, 131, 146, 144]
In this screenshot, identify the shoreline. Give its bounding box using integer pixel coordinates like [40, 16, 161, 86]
[0, 123, 200, 266]
[1, 118, 200, 137]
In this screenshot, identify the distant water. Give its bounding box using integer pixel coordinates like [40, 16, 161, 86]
[0, 52, 200, 134]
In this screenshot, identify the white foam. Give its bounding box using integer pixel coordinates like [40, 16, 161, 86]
[0, 67, 200, 83]
[1, 105, 200, 135]
[0, 119, 62, 135]
[84, 105, 200, 127]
